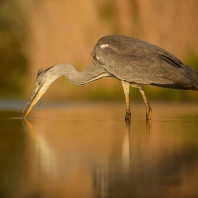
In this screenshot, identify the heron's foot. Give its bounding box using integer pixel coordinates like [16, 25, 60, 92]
[146, 119, 152, 134]
[146, 106, 152, 120]
[125, 111, 131, 121]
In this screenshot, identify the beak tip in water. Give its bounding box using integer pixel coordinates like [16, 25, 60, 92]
[22, 106, 29, 119]
[22, 109, 29, 119]
[22, 87, 42, 119]
[22, 115, 26, 119]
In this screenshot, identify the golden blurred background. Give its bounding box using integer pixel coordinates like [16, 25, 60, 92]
[1, 0, 198, 101]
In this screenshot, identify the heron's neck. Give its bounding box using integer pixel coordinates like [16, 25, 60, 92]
[50, 62, 109, 85]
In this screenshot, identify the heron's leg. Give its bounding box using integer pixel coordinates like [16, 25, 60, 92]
[121, 81, 131, 121]
[138, 86, 152, 120]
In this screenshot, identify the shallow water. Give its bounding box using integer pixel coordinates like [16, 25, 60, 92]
[0, 102, 198, 198]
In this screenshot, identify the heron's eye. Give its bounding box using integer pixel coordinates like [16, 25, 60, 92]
[38, 81, 42, 86]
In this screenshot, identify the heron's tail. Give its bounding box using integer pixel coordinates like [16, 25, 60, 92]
[192, 69, 198, 90]
[182, 65, 198, 91]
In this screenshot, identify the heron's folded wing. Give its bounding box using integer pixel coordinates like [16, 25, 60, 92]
[101, 50, 192, 89]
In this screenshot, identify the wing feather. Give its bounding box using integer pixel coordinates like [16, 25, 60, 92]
[95, 46, 191, 88]
[92, 35, 197, 90]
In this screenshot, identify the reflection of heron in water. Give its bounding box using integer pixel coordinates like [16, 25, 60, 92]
[23, 120, 58, 173]
[22, 35, 198, 120]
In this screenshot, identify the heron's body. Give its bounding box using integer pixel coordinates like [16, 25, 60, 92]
[23, 35, 198, 120]
[93, 35, 198, 90]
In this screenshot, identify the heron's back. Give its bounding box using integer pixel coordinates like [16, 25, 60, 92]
[92, 35, 198, 91]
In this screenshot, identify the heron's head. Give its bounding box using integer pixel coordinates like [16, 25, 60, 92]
[22, 66, 58, 118]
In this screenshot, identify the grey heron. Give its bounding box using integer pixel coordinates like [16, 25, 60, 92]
[22, 35, 198, 120]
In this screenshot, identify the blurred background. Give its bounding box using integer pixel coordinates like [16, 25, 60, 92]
[0, 0, 198, 101]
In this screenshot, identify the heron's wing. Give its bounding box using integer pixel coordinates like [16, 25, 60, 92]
[96, 47, 193, 89]
[95, 35, 183, 68]
[93, 35, 198, 89]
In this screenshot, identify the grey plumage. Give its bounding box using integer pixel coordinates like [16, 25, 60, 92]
[92, 35, 198, 90]
[22, 35, 198, 120]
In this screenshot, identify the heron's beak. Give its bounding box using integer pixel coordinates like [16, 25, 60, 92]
[22, 85, 43, 118]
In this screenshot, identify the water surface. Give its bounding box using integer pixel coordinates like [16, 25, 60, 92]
[0, 102, 198, 198]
